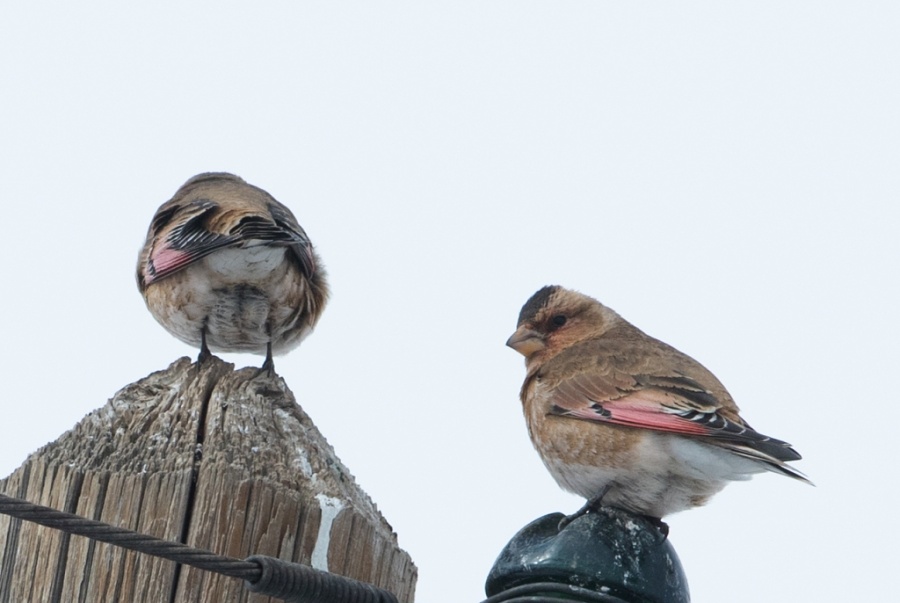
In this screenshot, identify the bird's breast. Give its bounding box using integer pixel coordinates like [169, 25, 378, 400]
[525, 383, 644, 472]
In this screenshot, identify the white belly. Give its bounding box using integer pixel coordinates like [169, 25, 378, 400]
[541, 430, 765, 517]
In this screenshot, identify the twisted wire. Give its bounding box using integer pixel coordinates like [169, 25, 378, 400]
[0, 493, 401, 602]
[0, 493, 262, 581]
[1, 493, 620, 603]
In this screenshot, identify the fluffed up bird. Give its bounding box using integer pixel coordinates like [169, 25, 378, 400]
[137, 172, 328, 373]
[507, 285, 810, 520]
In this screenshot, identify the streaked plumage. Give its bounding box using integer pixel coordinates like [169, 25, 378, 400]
[137, 172, 328, 371]
[507, 285, 810, 519]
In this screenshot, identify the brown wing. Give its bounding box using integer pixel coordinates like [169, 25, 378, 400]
[542, 338, 804, 464]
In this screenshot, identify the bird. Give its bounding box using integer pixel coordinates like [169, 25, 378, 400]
[137, 172, 328, 374]
[506, 285, 810, 521]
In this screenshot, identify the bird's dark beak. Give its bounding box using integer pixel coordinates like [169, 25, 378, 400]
[506, 326, 545, 356]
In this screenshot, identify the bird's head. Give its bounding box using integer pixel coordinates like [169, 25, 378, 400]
[506, 285, 621, 362]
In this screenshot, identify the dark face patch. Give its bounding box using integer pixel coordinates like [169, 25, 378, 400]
[518, 285, 560, 325]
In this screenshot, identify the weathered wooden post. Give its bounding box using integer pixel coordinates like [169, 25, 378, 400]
[0, 357, 416, 602]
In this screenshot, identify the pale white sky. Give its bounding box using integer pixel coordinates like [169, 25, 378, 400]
[2, 2, 898, 602]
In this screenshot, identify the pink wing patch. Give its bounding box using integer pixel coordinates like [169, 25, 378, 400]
[558, 391, 711, 436]
[145, 245, 195, 284]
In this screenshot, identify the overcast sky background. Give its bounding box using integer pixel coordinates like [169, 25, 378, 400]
[1, 2, 897, 602]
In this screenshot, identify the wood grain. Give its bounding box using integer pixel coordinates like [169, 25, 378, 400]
[0, 357, 416, 602]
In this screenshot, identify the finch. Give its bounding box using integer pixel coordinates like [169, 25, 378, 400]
[507, 285, 810, 519]
[137, 172, 328, 373]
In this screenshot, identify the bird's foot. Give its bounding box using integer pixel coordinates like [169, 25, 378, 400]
[255, 362, 276, 379]
[558, 485, 611, 531]
[641, 515, 670, 539]
[197, 347, 213, 364]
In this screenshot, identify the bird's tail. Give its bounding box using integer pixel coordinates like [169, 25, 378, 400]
[724, 443, 814, 486]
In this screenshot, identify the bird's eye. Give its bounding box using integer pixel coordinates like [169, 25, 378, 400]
[551, 315, 567, 327]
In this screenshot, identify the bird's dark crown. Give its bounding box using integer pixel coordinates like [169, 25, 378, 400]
[518, 285, 561, 325]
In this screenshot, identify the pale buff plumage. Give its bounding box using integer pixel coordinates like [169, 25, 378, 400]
[137, 172, 328, 372]
[507, 285, 809, 519]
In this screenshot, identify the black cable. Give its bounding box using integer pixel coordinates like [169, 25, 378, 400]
[0, 493, 630, 603]
[247, 555, 398, 603]
[0, 493, 399, 603]
[0, 493, 260, 580]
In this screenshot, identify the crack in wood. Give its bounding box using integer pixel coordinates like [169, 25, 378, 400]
[168, 362, 216, 603]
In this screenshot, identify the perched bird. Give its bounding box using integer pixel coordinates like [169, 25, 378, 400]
[507, 285, 810, 520]
[137, 172, 328, 373]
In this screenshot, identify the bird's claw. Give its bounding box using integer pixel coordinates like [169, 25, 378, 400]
[197, 347, 213, 364]
[642, 515, 670, 539]
[558, 485, 611, 531]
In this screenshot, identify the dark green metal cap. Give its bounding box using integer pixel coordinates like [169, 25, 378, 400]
[485, 508, 690, 603]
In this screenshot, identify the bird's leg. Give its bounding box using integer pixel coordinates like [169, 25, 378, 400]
[257, 341, 276, 377]
[558, 485, 612, 531]
[197, 324, 212, 364]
